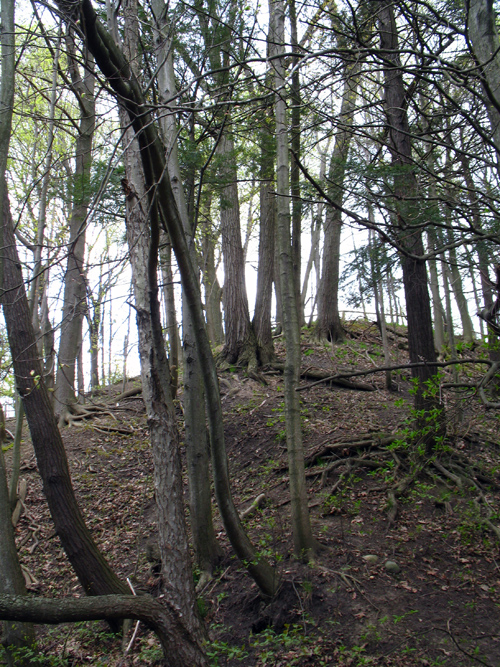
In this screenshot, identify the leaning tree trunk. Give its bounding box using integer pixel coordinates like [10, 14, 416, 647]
[116, 0, 206, 640]
[55, 36, 95, 423]
[75, 0, 278, 597]
[152, 0, 221, 579]
[0, 594, 207, 667]
[270, 0, 317, 559]
[1, 187, 129, 599]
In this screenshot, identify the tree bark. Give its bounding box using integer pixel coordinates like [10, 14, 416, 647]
[152, 0, 221, 577]
[270, 0, 317, 558]
[377, 0, 443, 446]
[253, 94, 276, 365]
[1, 188, 129, 599]
[0, 408, 35, 666]
[316, 60, 359, 343]
[55, 36, 95, 423]
[76, 0, 277, 597]
[0, 594, 207, 667]
[116, 0, 205, 640]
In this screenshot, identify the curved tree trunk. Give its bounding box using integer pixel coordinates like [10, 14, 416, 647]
[0, 594, 207, 667]
[76, 0, 278, 597]
[116, 0, 205, 641]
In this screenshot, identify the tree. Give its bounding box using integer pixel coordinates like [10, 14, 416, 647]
[270, 0, 317, 558]
[375, 0, 442, 445]
[55, 32, 95, 424]
[2, 185, 130, 600]
[73, 0, 278, 597]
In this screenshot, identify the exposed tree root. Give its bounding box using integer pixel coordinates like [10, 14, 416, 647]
[301, 432, 500, 540]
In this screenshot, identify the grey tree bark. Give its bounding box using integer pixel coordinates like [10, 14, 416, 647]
[0, 594, 207, 666]
[377, 0, 443, 448]
[253, 93, 276, 365]
[0, 408, 35, 666]
[316, 60, 359, 343]
[55, 35, 95, 423]
[76, 0, 278, 596]
[152, 0, 221, 578]
[115, 0, 206, 640]
[2, 187, 129, 600]
[270, 0, 317, 558]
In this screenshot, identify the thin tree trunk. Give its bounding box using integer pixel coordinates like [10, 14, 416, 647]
[77, 0, 277, 597]
[426, 228, 446, 356]
[0, 407, 35, 666]
[159, 238, 179, 398]
[289, 0, 302, 324]
[253, 88, 275, 365]
[316, 60, 359, 343]
[270, 0, 317, 558]
[152, 0, 221, 577]
[116, 0, 205, 639]
[200, 219, 224, 345]
[55, 37, 95, 423]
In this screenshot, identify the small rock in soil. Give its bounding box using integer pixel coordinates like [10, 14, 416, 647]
[362, 555, 379, 564]
[385, 560, 400, 574]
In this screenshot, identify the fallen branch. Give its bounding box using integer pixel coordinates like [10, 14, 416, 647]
[240, 493, 266, 520]
[271, 362, 375, 391]
[297, 358, 493, 392]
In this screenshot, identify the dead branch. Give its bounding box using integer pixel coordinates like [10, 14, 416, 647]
[271, 361, 376, 391]
[240, 493, 266, 520]
[297, 358, 493, 392]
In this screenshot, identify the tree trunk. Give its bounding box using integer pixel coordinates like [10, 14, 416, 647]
[0, 594, 207, 667]
[377, 0, 443, 446]
[76, 0, 278, 597]
[316, 61, 359, 343]
[116, 0, 205, 640]
[289, 0, 302, 325]
[253, 95, 276, 365]
[466, 0, 500, 166]
[0, 408, 35, 666]
[55, 37, 95, 423]
[152, 0, 221, 577]
[270, 0, 317, 559]
[217, 132, 257, 369]
[426, 229, 446, 356]
[200, 218, 224, 345]
[1, 188, 129, 599]
[159, 238, 180, 398]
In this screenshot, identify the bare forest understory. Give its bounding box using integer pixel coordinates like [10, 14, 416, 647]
[2, 320, 500, 667]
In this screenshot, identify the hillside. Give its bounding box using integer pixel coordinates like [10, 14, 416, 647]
[3, 321, 500, 666]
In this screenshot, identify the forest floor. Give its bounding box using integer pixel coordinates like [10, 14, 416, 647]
[2, 320, 500, 666]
